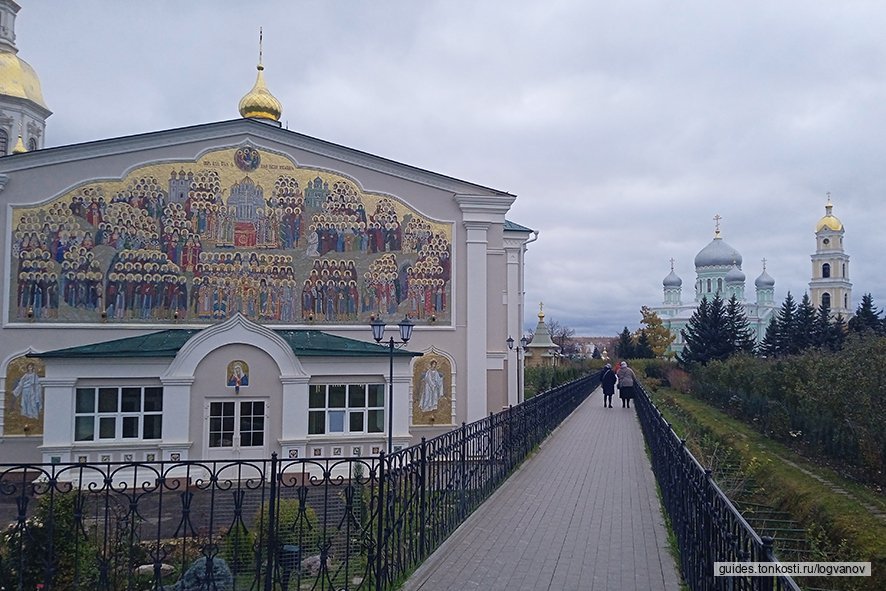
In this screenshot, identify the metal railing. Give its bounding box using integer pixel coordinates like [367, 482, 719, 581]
[634, 380, 802, 591]
[0, 372, 600, 591]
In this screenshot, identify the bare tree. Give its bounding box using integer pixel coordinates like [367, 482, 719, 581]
[547, 319, 578, 356]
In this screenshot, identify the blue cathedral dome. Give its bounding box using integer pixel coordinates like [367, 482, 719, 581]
[755, 269, 775, 288]
[694, 236, 742, 269]
[663, 269, 682, 288]
[725, 264, 745, 283]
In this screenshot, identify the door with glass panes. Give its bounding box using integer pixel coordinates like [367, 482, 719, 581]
[205, 399, 268, 459]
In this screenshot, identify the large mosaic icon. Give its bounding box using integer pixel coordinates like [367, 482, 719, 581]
[9, 147, 452, 326]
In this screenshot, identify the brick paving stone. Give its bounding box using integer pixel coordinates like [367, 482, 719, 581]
[400, 386, 682, 591]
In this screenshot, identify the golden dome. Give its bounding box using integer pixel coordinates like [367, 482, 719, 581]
[816, 200, 843, 232]
[0, 51, 48, 109]
[238, 63, 282, 122]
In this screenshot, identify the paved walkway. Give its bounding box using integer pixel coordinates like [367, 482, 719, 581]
[401, 387, 682, 591]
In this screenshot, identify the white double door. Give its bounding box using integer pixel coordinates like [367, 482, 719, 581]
[205, 398, 269, 460]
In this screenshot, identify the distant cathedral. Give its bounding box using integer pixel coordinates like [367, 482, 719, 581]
[652, 204, 851, 355]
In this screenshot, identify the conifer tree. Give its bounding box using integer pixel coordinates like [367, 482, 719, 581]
[774, 292, 799, 355]
[615, 326, 634, 359]
[758, 317, 779, 357]
[849, 293, 883, 334]
[679, 295, 730, 366]
[725, 294, 756, 353]
[634, 330, 655, 358]
[794, 293, 817, 351]
[832, 314, 848, 349]
[813, 301, 843, 351]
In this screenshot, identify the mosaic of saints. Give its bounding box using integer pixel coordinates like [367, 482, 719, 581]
[10, 148, 452, 326]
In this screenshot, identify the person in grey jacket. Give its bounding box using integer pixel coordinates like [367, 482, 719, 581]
[616, 361, 637, 408]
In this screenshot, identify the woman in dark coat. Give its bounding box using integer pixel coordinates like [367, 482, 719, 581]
[616, 361, 638, 408]
[601, 363, 617, 408]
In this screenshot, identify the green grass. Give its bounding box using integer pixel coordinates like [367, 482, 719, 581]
[648, 386, 885, 591]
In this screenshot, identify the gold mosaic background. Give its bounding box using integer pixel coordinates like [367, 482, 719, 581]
[9, 146, 452, 326]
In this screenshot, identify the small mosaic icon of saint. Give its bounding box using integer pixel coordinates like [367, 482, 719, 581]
[227, 361, 249, 393]
[13, 362, 43, 419]
[419, 359, 445, 412]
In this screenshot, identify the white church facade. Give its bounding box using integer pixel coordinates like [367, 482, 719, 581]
[0, 2, 537, 464]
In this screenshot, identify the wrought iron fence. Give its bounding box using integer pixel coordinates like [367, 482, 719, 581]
[634, 380, 802, 591]
[0, 372, 600, 591]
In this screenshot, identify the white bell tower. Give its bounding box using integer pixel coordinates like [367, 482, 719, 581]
[809, 196, 852, 317]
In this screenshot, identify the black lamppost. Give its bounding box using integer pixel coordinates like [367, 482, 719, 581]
[507, 336, 529, 404]
[371, 315, 414, 454]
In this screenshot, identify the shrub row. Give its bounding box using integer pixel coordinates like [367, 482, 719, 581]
[688, 335, 886, 488]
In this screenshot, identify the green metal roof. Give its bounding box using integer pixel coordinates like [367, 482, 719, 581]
[31, 329, 421, 359]
[504, 219, 534, 232]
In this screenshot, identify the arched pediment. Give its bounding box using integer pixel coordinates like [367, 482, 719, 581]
[163, 313, 307, 381]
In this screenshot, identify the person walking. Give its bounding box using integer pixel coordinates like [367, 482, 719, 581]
[616, 361, 638, 408]
[601, 363, 617, 408]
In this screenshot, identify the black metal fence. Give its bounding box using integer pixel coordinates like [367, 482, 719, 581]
[0, 372, 600, 591]
[634, 380, 801, 591]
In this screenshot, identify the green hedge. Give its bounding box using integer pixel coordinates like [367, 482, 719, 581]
[689, 335, 886, 487]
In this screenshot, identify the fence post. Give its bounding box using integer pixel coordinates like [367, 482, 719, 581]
[761, 536, 775, 591]
[375, 452, 386, 591]
[459, 422, 467, 518]
[264, 452, 279, 591]
[419, 437, 427, 559]
[487, 412, 495, 489]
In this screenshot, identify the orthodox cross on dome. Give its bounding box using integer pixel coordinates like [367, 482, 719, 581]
[713, 214, 722, 237]
[538, 301, 545, 319]
[259, 27, 263, 65]
[761, 257, 767, 271]
[669, 257, 675, 272]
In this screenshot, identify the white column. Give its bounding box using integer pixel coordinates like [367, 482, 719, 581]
[464, 221, 490, 422]
[504, 238, 522, 407]
[40, 377, 77, 449]
[159, 377, 194, 460]
[456, 193, 516, 423]
[280, 376, 310, 459]
[393, 373, 412, 449]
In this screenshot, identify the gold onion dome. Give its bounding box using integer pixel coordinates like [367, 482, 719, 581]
[816, 199, 843, 232]
[238, 63, 282, 121]
[0, 51, 48, 109]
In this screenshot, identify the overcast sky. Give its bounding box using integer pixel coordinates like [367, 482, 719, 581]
[16, 0, 886, 336]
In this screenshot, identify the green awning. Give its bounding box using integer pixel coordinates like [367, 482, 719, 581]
[31, 328, 422, 359]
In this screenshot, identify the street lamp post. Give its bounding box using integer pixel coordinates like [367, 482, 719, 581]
[507, 336, 529, 404]
[371, 316, 414, 454]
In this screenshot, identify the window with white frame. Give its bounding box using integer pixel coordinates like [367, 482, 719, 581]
[74, 386, 163, 442]
[308, 383, 385, 435]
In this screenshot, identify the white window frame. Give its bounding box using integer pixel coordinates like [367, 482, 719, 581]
[208, 399, 266, 450]
[74, 385, 163, 442]
[308, 383, 385, 436]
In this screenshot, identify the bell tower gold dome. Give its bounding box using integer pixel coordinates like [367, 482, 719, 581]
[238, 30, 282, 123]
[816, 198, 843, 232]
